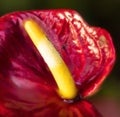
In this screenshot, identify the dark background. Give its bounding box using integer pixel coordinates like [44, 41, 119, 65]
[0, 0, 120, 116]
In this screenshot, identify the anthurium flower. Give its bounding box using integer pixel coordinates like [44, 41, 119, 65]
[0, 10, 115, 117]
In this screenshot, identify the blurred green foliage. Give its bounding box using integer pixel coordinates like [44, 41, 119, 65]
[0, 0, 120, 101]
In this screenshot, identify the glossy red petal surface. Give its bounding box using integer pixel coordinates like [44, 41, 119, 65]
[0, 11, 58, 114]
[0, 9, 115, 116]
[0, 10, 115, 97]
[0, 99, 102, 117]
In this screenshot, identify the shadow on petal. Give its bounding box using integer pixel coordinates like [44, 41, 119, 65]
[31, 99, 102, 117]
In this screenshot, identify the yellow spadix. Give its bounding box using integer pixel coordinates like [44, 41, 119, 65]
[23, 20, 77, 99]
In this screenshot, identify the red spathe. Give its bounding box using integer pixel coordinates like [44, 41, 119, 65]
[0, 10, 115, 117]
